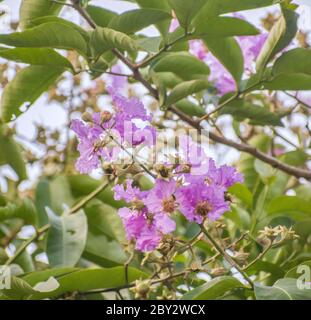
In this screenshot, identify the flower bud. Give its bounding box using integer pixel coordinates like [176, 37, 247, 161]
[82, 111, 93, 123]
[131, 280, 151, 300]
[210, 267, 228, 277]
[100, 111, 112, 124]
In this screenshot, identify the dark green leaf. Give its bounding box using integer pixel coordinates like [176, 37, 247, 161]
[86, 5, 117, 28]
[175, 99, 206, 117]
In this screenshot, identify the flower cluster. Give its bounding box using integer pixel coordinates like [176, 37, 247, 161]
[71, 87, 155, 173]
[113, 135, 243, 252]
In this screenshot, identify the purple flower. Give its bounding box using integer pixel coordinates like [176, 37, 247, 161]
[177, 182, 230, 223]
[113, 179, 147, 203]
[211, 165, 244, 189]
[71, 89, 155, 173]
[143, 179, 178, 214]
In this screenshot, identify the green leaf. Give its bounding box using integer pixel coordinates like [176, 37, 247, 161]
[86, 5, 117, 28]
[0, 47, 73, 70]
[19, 0, 63, 30]
[166, 79, 209, 106]
[175, 99, 206, 117]
[220, 98, 282, 126]
[137, 36, 162, 52]
[256, 8, 298, 71]
[195, 0, 274, 20]
[181, 276, 245, 300]
[135, 0, 171, 36]
[267, 196, 311, 221]
[285, 260, 311, 279]
[83, 233, 127, 267]
[278, 150, 309, 166]
[25, 267, 149, 300]
[46, 208, 88, 268]
[273, 48, 311, 75]
[90, 27, 141, 58]
[0, 198, 37, 225]
[228, 183, 253, 208]
[168, 0, 206, 29]
[0, 22, 88, 56]
[194, 17, 259, 38]
[263, 73, 311, 90]
[108, 9, 171, 34]
[254, 278, 311, 300]
[203, 37, 243, 85]
[0, 65, 64, 122]
[0, 124, 27, 179]
[152, 52, 210, 81]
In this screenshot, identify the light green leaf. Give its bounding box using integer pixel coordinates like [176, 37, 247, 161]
[263, 73, 311, 90]
[0, 47, 73, 70]
[108, 9, 171, 34]
[46, 208, 88, 268]
[19, 0, 63, 30]
[152, 52, 210, 81]
[181, 276, 245, 300]
[255, 278, 311, 300]
[0, 22, 88, 56]
[0, 65, 64, 122]
[166, 79, 209, 106]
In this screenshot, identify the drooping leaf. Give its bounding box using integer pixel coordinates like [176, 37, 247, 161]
[46, 208, 88, 268]
[19, 0, 63, 30]
[0, 65, 64, 122]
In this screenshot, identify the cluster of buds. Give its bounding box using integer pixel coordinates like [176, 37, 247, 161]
[258, 226, 299, 247]
[131, 279, 152, 300]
